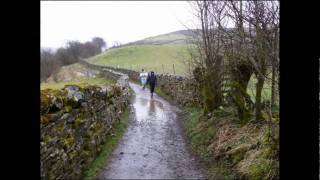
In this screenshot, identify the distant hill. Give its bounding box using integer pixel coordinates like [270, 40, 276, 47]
[124, 30, 196, 46]
[87, 30, 199, 76]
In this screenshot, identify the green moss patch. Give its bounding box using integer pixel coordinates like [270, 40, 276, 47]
[246, 157, 279, 180]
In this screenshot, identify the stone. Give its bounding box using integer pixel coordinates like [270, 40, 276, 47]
[65, 85, 84, 102]
[67, 117, 76, 124]
[81, 102, 88, 108]
[61, 113, 70, 120]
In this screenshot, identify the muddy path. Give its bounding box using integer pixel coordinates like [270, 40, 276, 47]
[98, 82, 204, 179]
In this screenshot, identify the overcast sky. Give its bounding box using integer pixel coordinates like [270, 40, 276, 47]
[41, 1, 197, 49]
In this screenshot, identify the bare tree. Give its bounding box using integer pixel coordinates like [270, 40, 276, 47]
[188, 1, 228, 113]
[40, 49, 62, 82]
[92, 37, 107, 53]
[40, 37, 109, 81]
[188, 0, 279, 121]
[224, 1, 279, 121]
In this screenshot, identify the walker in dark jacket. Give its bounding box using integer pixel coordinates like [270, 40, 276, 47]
[146, 71, 157, 97]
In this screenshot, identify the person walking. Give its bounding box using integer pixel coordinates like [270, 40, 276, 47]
[146, 71, 157, 98]
[139, 69, 148, 90]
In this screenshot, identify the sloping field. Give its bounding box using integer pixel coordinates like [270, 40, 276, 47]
[125, 30, 194, 46]
[41, 63, 115, 90]
[87, 44, 193, 76]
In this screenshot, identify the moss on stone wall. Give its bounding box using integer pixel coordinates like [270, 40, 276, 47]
[41, 76, 131, 180]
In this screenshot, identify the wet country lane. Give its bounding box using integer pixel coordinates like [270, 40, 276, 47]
[98, 82, 204, 179]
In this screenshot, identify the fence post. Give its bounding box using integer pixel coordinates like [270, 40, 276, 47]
[162, 64, 164, 74]
[173, 64, 175, 75]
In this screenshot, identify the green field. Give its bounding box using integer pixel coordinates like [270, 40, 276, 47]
[87, 44, 192, 76]
[247, 73, 278, 105]
[126, 30, 194, 46]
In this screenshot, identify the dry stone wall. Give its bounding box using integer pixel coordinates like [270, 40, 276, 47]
[156, 74, 202, 106]
[40, 69, 131, 179]
[79, 60, 140, 82]
[81, 61, 202, 106]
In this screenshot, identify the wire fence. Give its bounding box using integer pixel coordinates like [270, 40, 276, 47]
[115, 63, 178, 75]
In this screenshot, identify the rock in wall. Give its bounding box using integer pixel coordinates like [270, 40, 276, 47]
[40, 74, 131, 179]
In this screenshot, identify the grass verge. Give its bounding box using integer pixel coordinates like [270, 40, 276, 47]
[83, 108, 130, 180]
[181, 105, 279, 179]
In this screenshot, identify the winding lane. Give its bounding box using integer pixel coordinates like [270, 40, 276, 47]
[98, 82, 204, 179]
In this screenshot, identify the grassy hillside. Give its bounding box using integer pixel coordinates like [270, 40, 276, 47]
[125, 30, 194, 46]
[41, 63, 115, 90]
[85, 30, 197, 76]
[87, 44, 193, 76]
